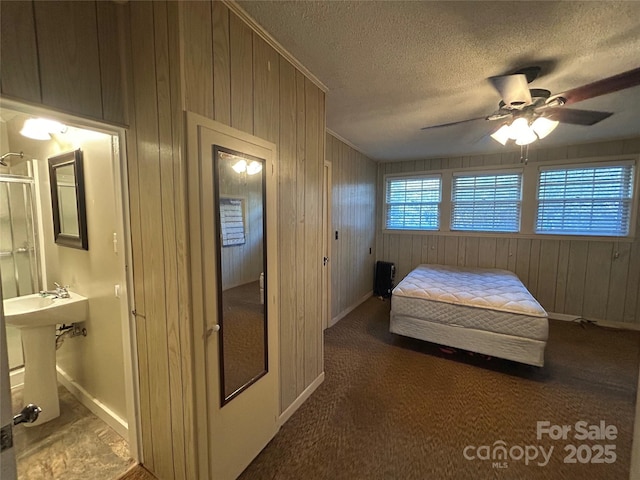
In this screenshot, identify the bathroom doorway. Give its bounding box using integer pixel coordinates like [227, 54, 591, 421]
[0, 100, 140, 479]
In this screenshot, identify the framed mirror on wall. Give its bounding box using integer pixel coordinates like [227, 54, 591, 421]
[213, 146, 268, 406]
[48, 149, 88, 250]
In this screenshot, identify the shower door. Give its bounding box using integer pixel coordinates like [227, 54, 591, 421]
[0, 172, 42, 369]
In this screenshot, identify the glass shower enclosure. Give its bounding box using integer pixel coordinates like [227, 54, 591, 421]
[0, 162, 42, 369]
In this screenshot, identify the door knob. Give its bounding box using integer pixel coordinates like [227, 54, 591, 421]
[13, 404, 41, 425]
[204, 324, 220, 338]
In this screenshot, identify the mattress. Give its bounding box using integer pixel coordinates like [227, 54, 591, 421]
[392, 264, 548, 341]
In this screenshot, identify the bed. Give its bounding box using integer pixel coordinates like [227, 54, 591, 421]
[390, 264, 548, 366]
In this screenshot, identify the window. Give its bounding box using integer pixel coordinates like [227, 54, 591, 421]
[536, 163, 634, 236]
[385, 175, 441, 230]
[451, 172, 522, 232]
[219, 197, 246, 246]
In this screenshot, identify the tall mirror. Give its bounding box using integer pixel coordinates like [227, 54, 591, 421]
[48, 149, 88, 250]
[214, 146, 267, 405]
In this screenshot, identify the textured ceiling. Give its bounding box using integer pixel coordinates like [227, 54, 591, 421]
[237, 1, 640, 161]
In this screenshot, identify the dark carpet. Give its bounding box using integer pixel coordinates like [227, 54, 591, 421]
[221, 281, 266, 398]
[240, 296, 640, 480]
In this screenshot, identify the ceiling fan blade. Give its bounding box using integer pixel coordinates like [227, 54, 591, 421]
[545, 107, 613, 126]
[559, 67, 640, 105]
[421, 116, 487, 130]
[488, 74, 532, 107]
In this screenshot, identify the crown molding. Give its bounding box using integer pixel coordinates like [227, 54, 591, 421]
[223, 0, 328, 93]
[327, 128, 372, 159]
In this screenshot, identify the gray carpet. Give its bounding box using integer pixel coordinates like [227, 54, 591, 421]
[240, 296, 640, 479]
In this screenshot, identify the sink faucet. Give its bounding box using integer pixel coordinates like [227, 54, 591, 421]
[40, 283, 71, 299]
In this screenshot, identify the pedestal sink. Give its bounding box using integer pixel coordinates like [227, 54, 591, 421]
[3, 292, 88, 425]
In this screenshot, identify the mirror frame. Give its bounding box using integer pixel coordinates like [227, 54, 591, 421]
[213, 145, 269, 406]
[48, 149, 89, 250]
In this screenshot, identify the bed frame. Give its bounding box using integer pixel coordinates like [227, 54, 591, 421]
[390, 312, 546, 366]
[389, 264, 548, 367]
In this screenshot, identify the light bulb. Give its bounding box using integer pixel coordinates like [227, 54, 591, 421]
[20, 118, 67, 140]
[232, 159, 247, 173]
[515, 127, 537, 145]
[246, 161, 262, 175]
[490, 124, 511, 145]
[531, 117, 559, 139]
[508, 117, 530, 140]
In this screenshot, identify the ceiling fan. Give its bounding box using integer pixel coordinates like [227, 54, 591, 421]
[421, 66, 640, 146]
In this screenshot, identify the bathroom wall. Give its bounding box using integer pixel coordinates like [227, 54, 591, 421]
[5, 115, 127, 420]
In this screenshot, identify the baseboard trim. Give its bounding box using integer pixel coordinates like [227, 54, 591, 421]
[279, 372, 325, 426]
[330, 291, 373, 328]
[10, 367, 24, 390]
[56, 366, 128, 439]
[548, 312, 640, 331]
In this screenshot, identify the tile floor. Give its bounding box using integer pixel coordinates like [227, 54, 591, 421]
[11, 383, 134, 480]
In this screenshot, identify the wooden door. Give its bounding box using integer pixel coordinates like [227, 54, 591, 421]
[187, 113, 279, 480]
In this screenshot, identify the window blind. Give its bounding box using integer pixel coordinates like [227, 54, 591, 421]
[385, 175, 441, 230]
[451, 172, 522, 232]
[536, 163, 634, 236]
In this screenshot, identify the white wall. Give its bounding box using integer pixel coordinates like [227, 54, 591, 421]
[5, 114, 127, 419]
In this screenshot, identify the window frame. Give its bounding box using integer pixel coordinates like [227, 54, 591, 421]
[534, 160, 636, 238]
[383, 173, 442, 232]
[450, 169, 523, 234]
[379, 155, 639, 241]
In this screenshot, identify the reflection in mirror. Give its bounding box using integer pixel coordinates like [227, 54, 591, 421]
[48, 149, 88, 250]
[214, 146, 267, 405]
[56, 164, 79, 236]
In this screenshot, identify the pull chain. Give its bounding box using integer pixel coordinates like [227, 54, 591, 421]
[520, 144, 529, 165]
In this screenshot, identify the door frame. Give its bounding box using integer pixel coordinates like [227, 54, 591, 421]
[322, 161, 332, 331]
[0, 97, 142, 462]
[186, 111, 280, 480]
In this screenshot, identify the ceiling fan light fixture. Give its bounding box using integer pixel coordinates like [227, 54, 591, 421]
[508, 117, 530, 140]
[531, 117, 559, 139]
[490, 124, 511, 145]
[515, 127, 537, 146]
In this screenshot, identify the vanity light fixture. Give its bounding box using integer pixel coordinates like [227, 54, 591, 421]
[232, 159, 247, 173]
[246, 160, 262, 175]
[232, 159, 262, 175]
[20, 118, 68, 141]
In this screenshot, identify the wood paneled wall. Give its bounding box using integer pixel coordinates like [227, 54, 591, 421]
[326, 133, 377, 320]
[377, 137, 640, 325]
[2, 1, 327, 479]
[178, 0, 325, 412]
[0, 1, 128, 125]
[127, 1, 325, 479]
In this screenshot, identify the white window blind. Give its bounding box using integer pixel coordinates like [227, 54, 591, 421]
[385, 175, 441, 230]
[536, 163, 634, 236]
[451, 172, 522, 232]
